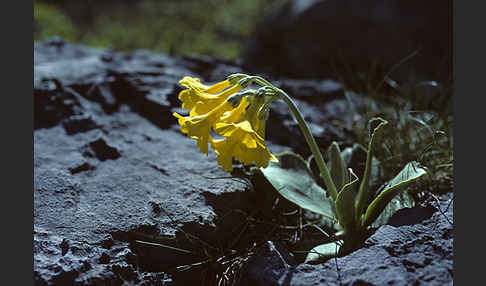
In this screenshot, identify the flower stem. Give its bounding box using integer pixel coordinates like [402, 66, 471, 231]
[276, 89, 339, 201]
[248, 75, 339, 200]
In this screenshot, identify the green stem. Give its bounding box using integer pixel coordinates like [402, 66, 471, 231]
[249, 75, 339, 200]
[252, 76, 274, 87]
[276, 89, 339, 201]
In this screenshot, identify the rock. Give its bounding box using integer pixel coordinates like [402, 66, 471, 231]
[239, 193, 453, 286]
[239, 241, 296, 286]
[243, 0, 452, 86]
[34, 107, 253, 284]
[34, 78, 84, 130]
[34, 40, 254, 285]
[34, 226, 171, 285]
[62, 114, 100, 135]
[176, 54, 245, 83]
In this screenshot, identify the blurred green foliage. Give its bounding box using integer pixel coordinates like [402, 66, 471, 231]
[34, 1, 77, 42]
[34, 0, 281, 59]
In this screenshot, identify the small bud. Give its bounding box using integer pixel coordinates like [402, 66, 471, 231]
[238, 77, 253, 88]
[256, 86, 277, 97]
[227, 90, 258, 108]
[227, 93, 243, 108]
[256, 87, 268, 97]
[227, 73, 249, 86]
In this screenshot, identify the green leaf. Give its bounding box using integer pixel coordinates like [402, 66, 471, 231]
[327, 142, 348, 192]
[304, 240, 343, 264]
[260, 152, 337, 224]
[371, 192, 415, 228]
[355, 117, 388, 219]
[362, 161, 427, 228]
[334, 169, 359, 231]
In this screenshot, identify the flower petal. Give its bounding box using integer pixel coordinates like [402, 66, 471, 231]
[189, 84, 244, 117]
[219, 97, 250, 123]
[178, 77, 240, 115]
[173, 101, 233, 155]
[206, 80, 231, 94]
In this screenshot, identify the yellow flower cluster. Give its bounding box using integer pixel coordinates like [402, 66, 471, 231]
[173, 76, 278, 172]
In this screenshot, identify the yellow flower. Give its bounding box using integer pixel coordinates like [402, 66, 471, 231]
[173, 100, 233, 155]
[219, 96, 250, 123]
[174, 75, 277, 172]
[211, 121, 278, 172]
[178, 76, 243, 116]
[211, 96, 278, 172]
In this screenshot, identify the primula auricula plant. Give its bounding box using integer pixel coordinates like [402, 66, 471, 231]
[173, 73, 427, 263]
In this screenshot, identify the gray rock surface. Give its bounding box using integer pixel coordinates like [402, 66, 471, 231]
[34, 100, 252, 285]
[240, 193, 453, 286]
[34, 39, 253, 285]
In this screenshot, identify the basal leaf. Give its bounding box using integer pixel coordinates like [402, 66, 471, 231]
[371, 192, 415, 228]
[334, 169, 359, 231]
[328, 142, 348, 192]
[304, 240, 343, 264]
[362, 161, 427, 228]
[260, 152, 337, 224]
